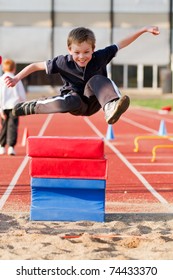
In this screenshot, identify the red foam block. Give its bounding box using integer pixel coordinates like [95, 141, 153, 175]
[27, 136, 104, 159]
[29, 157, 107, 179]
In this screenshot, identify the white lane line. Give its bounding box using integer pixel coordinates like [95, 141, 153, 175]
[37, 114, 53, 137]
[0, 114, 53, 210]
[84, 117, 170, 206]
[129, 108, 173, 124]
[121, 116, 157, 134]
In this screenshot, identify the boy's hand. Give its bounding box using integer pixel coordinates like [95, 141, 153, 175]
[147, 26, 160, 35]
[4, 76, 18, 87]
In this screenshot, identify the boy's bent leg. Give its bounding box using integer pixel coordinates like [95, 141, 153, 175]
[85, 75, 121, 106]
[85, 75, 130, 124]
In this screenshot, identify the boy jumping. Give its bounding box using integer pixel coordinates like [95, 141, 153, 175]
[4, 26, 159, 124]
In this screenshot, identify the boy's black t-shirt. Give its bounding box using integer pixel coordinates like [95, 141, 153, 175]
[46, 44, 118, 96]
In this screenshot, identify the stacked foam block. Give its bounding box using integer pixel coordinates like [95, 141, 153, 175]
[27, 136, 107, 222]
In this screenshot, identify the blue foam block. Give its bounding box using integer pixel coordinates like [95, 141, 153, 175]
[31, 177, 106, 189]
[30, 207, 105, 222]
[30, 177, 106, 222]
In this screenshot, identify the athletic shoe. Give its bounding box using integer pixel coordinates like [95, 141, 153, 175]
[7, 146, 16, 156]
[0, 146, 5, 155]
[12, 101, 36, 116]
[104, 95, 130, 124]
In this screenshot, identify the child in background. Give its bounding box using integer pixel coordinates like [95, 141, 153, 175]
[4, 26, 159, 123]
[0, 59, 26, 155]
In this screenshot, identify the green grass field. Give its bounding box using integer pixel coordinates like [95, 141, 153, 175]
[131, 98, 173, 109]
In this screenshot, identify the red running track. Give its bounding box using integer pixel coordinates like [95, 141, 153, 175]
[0, 106, 173, 214]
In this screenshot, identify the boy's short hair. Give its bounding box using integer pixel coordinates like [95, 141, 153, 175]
[2, 59, 16, 72]
[67, 27, 96, 49]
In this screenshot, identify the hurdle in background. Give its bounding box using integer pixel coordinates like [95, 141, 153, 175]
[27, 136, 107, 222]
[133, 120, 173, 162]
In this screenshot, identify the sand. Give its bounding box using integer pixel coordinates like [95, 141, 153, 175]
[0, 212, 173, 260]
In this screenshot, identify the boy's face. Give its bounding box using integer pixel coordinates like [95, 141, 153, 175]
[68, 41, 94, 67]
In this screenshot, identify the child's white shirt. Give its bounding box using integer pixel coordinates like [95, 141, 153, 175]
[0, 72, 26, 112]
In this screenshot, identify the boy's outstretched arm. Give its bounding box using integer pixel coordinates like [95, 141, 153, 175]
[4, 62, 45, 87]
[117, 26, 160, 50]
